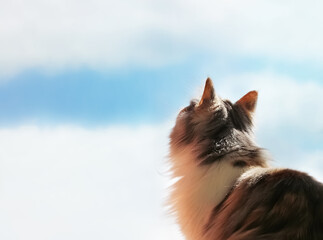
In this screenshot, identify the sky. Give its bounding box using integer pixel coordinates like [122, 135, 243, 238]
[0, 0, 323, 239]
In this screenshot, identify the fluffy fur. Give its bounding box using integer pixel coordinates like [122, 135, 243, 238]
[169, 78, 323, 240]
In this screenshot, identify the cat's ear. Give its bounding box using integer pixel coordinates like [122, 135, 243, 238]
[236, 91, 258, 114]
[199, 78, 216, 106]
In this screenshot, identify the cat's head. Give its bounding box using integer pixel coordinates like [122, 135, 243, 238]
[170, 78, 265, 168]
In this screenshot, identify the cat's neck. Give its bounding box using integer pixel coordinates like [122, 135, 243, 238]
[170, 146, 267, 240]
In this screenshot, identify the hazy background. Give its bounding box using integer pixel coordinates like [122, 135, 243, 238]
[0, 0, 322, 239]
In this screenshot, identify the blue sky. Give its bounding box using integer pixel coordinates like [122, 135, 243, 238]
[0, 56, 322, 126]
[0, 0, 323, 239]
[1, 0, 323, 128]
[0, 63, 199, 125]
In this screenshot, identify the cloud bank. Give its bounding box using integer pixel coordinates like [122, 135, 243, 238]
[0, 124, 183, 240]
[1, 0, 323, 76]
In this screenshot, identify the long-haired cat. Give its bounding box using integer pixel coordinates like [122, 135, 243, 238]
[169, 78, 323, 240]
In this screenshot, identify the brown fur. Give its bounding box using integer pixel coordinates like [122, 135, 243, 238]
[205, 168, 323, 240]
[169, 78, 323, 240]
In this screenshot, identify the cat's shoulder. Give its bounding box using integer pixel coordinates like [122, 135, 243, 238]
[205, 167, 323, 240]
[238, 167, 323, 194]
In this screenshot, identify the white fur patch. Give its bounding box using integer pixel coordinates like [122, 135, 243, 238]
[170, 145, 245, 240]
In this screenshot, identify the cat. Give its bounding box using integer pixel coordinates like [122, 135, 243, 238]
[169, 78, 323, 240]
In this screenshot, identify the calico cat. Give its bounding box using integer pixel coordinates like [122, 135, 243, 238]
[169, 78, 323, 240]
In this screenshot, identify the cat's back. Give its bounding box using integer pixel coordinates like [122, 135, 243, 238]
[205, 168, 323, 240]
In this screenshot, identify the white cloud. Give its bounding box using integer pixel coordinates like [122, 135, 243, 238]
[0, 124, 183, 240]
[1, 0, 323, 76]
[294, 151, 323, 182]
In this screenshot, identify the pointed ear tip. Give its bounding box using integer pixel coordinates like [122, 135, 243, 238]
[199, 77, 215, 106]
[206, 77, 213, 85]
[249, 90, 258, 98]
